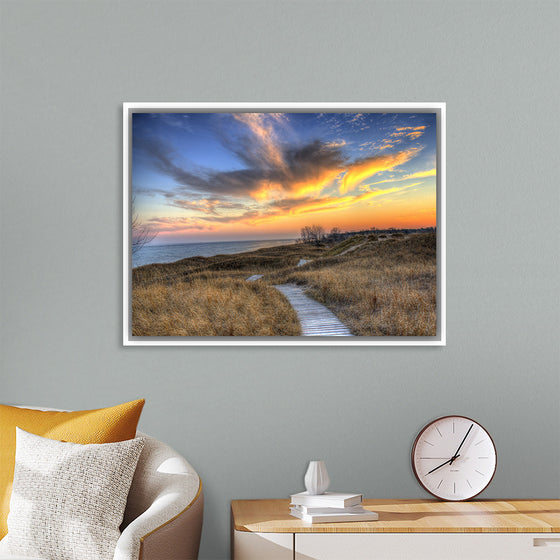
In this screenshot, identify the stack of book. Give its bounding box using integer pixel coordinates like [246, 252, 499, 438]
[289, 491, 378, 523]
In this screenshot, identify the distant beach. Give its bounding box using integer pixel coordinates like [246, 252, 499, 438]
[132, 238, 296, 268]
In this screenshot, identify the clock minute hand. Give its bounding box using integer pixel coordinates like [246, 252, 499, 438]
[426, 455, 460, 475]
[449, 423, 473, 464]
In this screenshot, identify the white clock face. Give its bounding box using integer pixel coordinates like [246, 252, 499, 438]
[412, 416, 497, 501]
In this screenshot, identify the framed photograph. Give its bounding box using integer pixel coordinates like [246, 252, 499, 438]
[123, 102, 445, 346]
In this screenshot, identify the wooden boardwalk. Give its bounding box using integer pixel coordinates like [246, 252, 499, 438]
[273, 284, 353, 337]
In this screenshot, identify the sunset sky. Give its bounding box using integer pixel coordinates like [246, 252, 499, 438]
[132, 112, 437, 244]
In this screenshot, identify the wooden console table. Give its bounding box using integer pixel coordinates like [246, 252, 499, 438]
[231, 499, 560, 559]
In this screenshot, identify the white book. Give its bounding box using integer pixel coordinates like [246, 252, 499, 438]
[290, 491, 363, 508]
[291, 504, 365, 514]
[290, 506, 378, 524]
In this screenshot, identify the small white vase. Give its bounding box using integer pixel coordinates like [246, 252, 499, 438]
[304, 460, 330, 495]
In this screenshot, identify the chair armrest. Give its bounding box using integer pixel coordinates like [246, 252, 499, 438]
[114, 484, 203, 560]
[114, 433, 203, 560]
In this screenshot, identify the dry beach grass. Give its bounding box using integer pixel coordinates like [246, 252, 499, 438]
[274, 235, 437, 336]
[132, 233, 437, 337]
[132, 276, 301, 336]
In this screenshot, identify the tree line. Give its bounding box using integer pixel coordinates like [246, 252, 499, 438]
[300, 225, 342, 245]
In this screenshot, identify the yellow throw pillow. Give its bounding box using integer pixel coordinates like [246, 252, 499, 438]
[0, 398, 145, 538]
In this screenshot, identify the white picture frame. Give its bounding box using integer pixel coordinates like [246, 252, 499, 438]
[123, 102, 445, 346]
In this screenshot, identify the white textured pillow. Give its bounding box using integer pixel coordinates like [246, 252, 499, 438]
[4, 428, 144, 560]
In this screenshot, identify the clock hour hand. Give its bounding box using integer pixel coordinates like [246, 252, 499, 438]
[426, 455, 460, 475]
[449, 423, 473, 464]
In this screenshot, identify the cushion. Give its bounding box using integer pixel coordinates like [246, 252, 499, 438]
[2, 428, 144, 560]
[0, 399, 144, 537]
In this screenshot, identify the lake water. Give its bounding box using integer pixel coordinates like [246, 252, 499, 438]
[132, 238, 296, 268]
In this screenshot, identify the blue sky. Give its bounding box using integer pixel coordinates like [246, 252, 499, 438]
[132, 112, 437, 244]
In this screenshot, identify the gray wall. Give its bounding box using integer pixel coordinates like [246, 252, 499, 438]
[1, 1, 558, 558]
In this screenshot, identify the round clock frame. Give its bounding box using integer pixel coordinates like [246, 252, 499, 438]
[411, 415, 497, 502]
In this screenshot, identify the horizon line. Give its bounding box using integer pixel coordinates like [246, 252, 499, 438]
[145, 226, 437, 247]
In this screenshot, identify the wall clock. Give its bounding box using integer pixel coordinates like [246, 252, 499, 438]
[411, 415, 497, 501]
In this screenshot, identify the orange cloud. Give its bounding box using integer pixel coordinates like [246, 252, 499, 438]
[370, 168, 436, 186]
[250, 163, 342, 202]
[150, 179, 435, 236]
[293, 186, 408, 215]
[267, 183, 424, 220]
[288, 196, 354, 215]
[403, 168, 436, 180]
[377, 142, 394, 150]
[251, 181, 285, 202]
[291, 167, 342, 198]
[146, 216, 215, 233]
[406, 131, 424, 140]
[391, 125, 428, 142]
[395, 126, 427, 132]
[340, 149, 418, 194]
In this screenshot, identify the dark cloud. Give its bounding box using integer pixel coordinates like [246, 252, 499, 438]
[134, 137, 228, 194]
[135, 135, 347, 199]
[171, 198, 246, 215]
[197, 208, 263, 224]
[265, 196, 314, 212]
[282, 140, 346, 183]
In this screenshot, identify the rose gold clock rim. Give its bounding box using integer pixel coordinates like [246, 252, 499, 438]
[411, 415, 498, 502]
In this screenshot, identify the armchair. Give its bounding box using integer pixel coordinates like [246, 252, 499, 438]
[0, 430, 203, 560]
